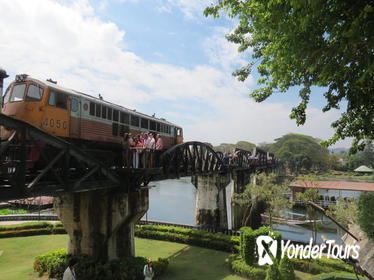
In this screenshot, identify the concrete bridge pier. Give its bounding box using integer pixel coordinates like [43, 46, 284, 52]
[192, 173, 231, 229]
[231, 170, 252, 230]
[54, 188, 148, 261]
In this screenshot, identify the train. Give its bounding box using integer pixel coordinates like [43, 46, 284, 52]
[1, 74, 183, 165]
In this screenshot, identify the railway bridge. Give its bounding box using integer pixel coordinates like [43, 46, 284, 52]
[0, 71, 279, 261]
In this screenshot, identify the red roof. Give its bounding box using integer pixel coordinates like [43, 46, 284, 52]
[9, 196, 54, 205]
[290, 181, 374, 192]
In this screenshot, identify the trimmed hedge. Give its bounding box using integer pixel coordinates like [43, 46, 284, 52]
[0, 221, 65, 238]
[227, 254, 267, 280]
[0, 221, 62, 231]
[240, 226, 282, 265]
[34, 249, 169, 280]
[308, 272, 366, 280]
[135, 225, 239, 253]
[290, 257, 353, 275]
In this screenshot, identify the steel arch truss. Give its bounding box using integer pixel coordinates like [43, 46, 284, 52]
[0, 114, 120, 201]
[160, 141, 226, 178]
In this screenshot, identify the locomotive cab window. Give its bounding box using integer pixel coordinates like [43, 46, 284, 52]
[49, 91, 68, 109]
[10, 84, 26, 102]
[25, 84, 43, 101]
[3, 85, 11, 104]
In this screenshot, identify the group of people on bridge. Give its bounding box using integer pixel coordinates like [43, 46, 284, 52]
[122, 132, 164, 168]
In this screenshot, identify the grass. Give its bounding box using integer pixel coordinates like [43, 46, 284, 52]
[0, 234, 245, 280]
[0, 234, 362, 280]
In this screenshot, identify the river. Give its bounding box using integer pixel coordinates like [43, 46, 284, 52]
[145, 177, 343, 244]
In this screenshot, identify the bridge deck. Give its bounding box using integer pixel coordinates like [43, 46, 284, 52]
[0, 114, 279, 201]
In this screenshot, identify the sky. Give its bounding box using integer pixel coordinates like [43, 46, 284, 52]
[0, 0, 350, 147]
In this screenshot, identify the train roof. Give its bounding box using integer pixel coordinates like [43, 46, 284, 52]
[15, 75, 180, 127]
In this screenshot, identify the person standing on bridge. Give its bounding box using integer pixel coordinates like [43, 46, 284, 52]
[155, 134, 163, 150]
[63, 257, 78, 280]
[143, 259, 154, 280]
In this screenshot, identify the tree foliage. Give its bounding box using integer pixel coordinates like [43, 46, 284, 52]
[235, 173, 291, 229]
[214, 141, 256, 153]
[341, 140, 374, 169]
[266, 133, 329, 174]
[204, 1, 374, 152]
[326, 198, 358, 229]
[357, 192, 374, 240]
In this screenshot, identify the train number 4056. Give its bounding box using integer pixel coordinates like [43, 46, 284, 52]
[43, 118, 67, 129]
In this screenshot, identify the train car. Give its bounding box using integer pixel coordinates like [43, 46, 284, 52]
[1, 74, 183, 164]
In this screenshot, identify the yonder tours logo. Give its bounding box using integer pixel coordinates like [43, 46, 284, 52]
[256, 235, 360, 265]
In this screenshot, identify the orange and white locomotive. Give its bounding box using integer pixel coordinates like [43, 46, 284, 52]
[2, 74, 183, 154]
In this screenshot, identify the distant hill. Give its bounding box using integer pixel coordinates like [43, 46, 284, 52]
[214, 141, 256, 153]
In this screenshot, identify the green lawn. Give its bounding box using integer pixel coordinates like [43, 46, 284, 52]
[0, 234, 245, 280]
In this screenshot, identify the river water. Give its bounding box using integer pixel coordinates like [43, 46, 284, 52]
[145, 177, 343, 244]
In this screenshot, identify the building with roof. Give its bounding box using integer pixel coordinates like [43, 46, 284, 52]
[354, 165, 373, 174]
[289, 181, 374, 207]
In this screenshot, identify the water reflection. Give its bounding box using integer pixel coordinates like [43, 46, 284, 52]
[145, 177, 343, 244]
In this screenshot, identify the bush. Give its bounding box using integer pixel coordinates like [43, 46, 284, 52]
[0, 221, 60, 231]
[279, 256, 295, 280]
[0, 208, 29, 215]
[227, 254, 266, 280]
[265, 261, 281, 280]
[0, 221, 65, 238]
[135, 225, 239, 253]
[34, 249, 169, 280]
[290, 257, 353, 275]
[358, 192, 374, 240]
[240, 226, 282, 265]
[308, 272, 366, 280]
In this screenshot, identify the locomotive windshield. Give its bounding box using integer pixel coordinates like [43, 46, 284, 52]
[10, 84, 26, 102]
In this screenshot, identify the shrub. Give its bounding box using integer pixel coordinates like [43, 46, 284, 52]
[0, 208, 29, 215]
[290, 257, 353, 275]
[227, 254, 266, 280]
[0, 221, 59, 231]
[279, 256, 295, 280]
[240, 226, 282, 265]
[34, 249, 169, 280]
[265, 262, 281, 280]
[135, 225, 238, 253]
[357, 192, 374, 240]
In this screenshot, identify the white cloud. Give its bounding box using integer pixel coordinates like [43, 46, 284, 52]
[203, 26, 249, 72]
[0, 0, 350, 148]
[165, 0, 212, 20]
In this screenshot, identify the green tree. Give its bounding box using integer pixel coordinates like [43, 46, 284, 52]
[204, 1, 374, 152]
[295, 176, 321, 243]
[357, 192, 374, 240]
[266, 133, 329, 174]
[235, 173, 291, 229]
[326, 198, 358, 229]
[214, 141, 256, 153]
